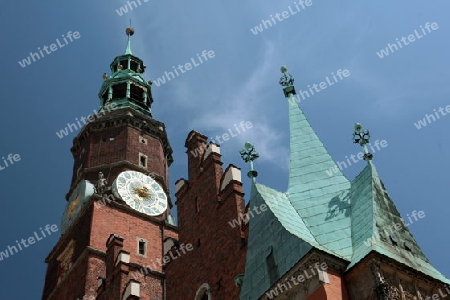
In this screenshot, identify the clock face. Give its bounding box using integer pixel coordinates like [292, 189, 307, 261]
[112, 171, 167, 216]
[61, 180, 95, 234]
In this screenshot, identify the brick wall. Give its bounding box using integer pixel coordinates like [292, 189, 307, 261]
[165, 131, 247, 300]
[307, 270, 350, 300]
[70, 113, 171, 193]
[44, 199, 177, 300]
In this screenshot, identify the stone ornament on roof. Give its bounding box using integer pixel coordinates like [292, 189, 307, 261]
[279, 66, 297, 97]
[240, 142, 259, 180]
[279, 66, 294, 87]
[353, 123, 373, 161]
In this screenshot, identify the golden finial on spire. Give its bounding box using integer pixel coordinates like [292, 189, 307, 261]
[125, 21, 134, 55]
[126, 27, 135, 36]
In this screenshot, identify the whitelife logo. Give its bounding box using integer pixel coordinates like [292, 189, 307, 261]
[152, 50, 216, 87]
[325, 140, 388, 177]
[18, 31, 81, 68]
[131, 243, 194, 280]
[228, 202, 269, 228]
[0, 225, 59, 262]
[115, 0, 149, 16]
[376, 22, 438, 59]
[363, 210, 425, 247]
[288, 69, 350, 106]
[55, 103, 118, 139]
[0, 153, 21, 172]
[413, 105, 450, 130]
[266, 262, 328, 299]
[250, 0, 313, 35]
[190, 121, 253, 158]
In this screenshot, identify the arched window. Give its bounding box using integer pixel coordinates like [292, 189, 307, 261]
[195, 283, 212, 300]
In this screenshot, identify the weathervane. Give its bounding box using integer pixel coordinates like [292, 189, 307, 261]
[279, 66, 297, 98]
[353, 123, 373, 160]
[240, 142, 259, 181]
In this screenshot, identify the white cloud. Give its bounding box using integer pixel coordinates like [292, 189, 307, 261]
[182, 39, 289, 168]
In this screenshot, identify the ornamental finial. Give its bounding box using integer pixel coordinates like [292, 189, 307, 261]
[125, 24, 134, 55]
[353, 123, 373, 160]
[279, 66, 297, 98]
[279, 66, 294, 87]
[239, 142, 259, 181]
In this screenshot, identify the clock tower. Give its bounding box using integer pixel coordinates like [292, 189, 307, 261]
[42, 28, 178, 300]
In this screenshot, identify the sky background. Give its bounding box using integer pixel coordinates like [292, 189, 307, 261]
[1, 0, 450, 298]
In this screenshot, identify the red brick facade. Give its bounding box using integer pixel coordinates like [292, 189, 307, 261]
[307, 270, 350, 300]
[69, 108, 172, 198]
[43, 196, 178, 300]
[43, 121, 249, 299]
[165, 131, 248, 300]
[43, 111, 449, 299]
[43, 106, 177, 299]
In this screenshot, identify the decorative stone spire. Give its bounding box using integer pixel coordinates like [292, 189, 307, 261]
[352, 123, 373, 161]
[239, 142, 259, 182]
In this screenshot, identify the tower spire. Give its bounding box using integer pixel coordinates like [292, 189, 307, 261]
[98, 27, 154, 116]
[125, 26, 134, 55]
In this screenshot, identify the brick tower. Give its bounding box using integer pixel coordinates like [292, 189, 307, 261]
[165, 131, 248, 299]
[42, 28, 178, 300]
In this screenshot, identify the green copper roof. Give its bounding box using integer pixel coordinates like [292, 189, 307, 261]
[239, 92, 449, 299]
[239, 182, 314, 300]
[240, 102, 353, 299]
[348, 161, 450, 284]
[107, 67, 147, 85]
[287, 101, 353, 259]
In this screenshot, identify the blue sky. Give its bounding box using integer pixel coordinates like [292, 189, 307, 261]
[1, 0, 450, 298]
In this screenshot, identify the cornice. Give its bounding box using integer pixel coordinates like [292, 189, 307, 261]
[70, 107, 173, 164]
